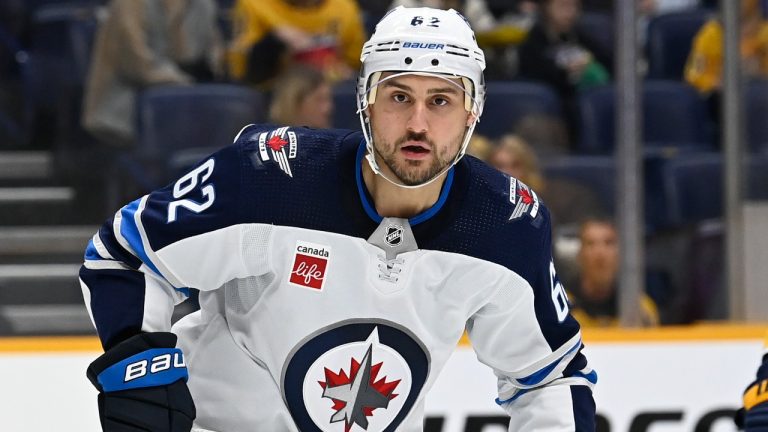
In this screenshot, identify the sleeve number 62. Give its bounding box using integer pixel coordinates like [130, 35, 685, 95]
[550, 260, 570, 322]
[167, 158, 216, 223]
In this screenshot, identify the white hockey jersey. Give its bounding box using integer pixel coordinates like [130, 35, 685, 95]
[80, 124, 597, 431]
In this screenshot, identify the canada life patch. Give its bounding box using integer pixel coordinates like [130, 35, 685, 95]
[258, 126, 298, 177]
[290, 241, 331, 290]
[508, 177, 540, 221]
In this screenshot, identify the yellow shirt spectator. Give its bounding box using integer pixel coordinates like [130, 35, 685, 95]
[685, 19, 768, 93]
[566, 218, 661, 328]
[569, 293, 659, 328]
[228, 0, 365, 83]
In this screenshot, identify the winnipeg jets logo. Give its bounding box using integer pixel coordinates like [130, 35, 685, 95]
[284, 321, 428, 432]
[319, 344, 401, 431]
[258, 126, 298, 177]
[508, 177, 540, 221]
[384, 224, 403, 247]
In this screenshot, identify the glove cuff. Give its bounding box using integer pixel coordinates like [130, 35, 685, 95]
[87, 332, 187, 392]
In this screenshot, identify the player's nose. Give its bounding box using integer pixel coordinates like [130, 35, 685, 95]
[406, 102, 429, 135]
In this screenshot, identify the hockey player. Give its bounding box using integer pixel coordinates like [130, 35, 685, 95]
[80, 6, 597, 431]
[736, 334, 768, 431]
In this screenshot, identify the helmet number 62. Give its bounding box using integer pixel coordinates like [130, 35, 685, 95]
[410, 16, 440, 27]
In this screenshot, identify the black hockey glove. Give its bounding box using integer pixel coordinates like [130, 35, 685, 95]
[87, 332, 195, 432]
[736, 352, 768, 431]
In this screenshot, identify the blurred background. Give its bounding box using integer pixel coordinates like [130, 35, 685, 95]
[0, 0, 766, 338]
[1, 1, 768, 430]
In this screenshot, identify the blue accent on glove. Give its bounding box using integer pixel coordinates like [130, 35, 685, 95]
[97, 348, 188, 392]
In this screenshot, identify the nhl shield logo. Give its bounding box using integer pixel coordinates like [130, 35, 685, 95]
[384, 224, 403, 247]
[257, 126, 298, 177]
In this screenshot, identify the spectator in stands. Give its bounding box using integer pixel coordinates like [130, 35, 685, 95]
[518, 0, 611, 93]
[735, 332, 768, 431]
[82, 0, 224, 147]
[466, 134, 495, 162]
[228, 0, 365, 86]
[566, 218, 660, 327]
[513, 114, 571, 157]
[685, 0, 768, 95]
[518, 0, 611, 138]
[268, 66, 333, 128]
[474, 0, 539, 79]
[489, 134, 545, 189]
[488, 134, 605, 231]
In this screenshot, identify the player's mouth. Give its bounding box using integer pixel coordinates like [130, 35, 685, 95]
[400, 142, 431, 160]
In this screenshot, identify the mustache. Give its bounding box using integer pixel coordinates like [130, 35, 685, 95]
[395, 131, 434, 148]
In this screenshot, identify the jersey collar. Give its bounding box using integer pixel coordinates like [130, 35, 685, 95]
[354, 140, 455, 226]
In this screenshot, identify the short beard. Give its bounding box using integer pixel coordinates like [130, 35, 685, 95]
[375, 131, 461, 186]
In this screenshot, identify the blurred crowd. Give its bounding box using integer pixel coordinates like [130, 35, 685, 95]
[1, 0, 767, 327]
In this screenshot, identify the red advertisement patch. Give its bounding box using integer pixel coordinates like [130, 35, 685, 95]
[289, 241, 331, 290]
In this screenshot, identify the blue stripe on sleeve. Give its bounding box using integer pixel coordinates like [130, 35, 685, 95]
[120, 198, 163, 277]
[495, 369, 597, 407]
[572, 369, 598, 385]
[517, 339, 581, 386]
[496, 388, 530, 405]
[85, 239, 102, 261]
[99, 222, 142, 270]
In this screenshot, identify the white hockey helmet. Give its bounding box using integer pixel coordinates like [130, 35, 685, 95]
[357, 6, 487, 188]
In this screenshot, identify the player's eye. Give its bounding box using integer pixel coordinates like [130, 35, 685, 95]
[432, 96, 449, 106]
[392, 93, 409, 103]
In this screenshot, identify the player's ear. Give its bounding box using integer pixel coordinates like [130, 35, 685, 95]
[466, 112, 476, 128]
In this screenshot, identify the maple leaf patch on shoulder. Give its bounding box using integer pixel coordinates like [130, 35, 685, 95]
[257, 126, 298, 177]
[508, 177, 540, 221]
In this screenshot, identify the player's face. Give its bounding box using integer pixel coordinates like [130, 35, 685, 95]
[368, 73, 473, 186]
[578, 222, 619, 291]
[297, 82, 333, 128]
[546, 0, 581, 32]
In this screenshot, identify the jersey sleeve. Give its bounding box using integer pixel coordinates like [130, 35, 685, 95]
[466, 206, 596, 431]
[80, 127, 253, 350]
